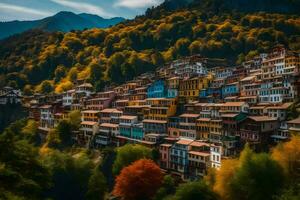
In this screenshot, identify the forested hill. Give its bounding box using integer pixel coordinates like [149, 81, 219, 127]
[0, 11, 125, 40]
[0, 0, 300, 95]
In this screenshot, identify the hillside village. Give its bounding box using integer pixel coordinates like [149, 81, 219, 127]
[1, 44, 300, 180]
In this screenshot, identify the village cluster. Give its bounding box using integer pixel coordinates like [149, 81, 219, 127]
[1, 45, 300, 180]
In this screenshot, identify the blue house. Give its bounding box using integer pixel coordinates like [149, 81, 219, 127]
[222, 82, 239, 98]
[200, 87, 222, 102]
[147, 79, 167, 98]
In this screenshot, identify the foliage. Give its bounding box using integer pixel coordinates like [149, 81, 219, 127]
[113, 159, 163, 200]
[86, 166, 107, 200]
[213, 144, 285, 200]
[112, 144, 152, 175]
[272, 136, 300, 185]
[21, 119, 40, 145]
[46, 120, 73, 149]
[1, 2, 300, 90]
[0, 123, 51, 199]
[41, 149, 96, 200]
[154, 175, 177, 200]
[170, 181, 218, 200]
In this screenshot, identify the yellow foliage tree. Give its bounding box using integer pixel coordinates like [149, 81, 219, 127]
[272, 135, 300, 184]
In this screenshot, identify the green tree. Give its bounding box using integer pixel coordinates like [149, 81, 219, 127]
[154, 175, 177, 200]
[112, 144, 152, 175]
[86, 167, 107, 200]
[171, 181, 218, 200]
[40, 80, 53, 94]
[54, 65, 66, 82]
[21, 120, 39, 144]
[175, 38, 191, 57]
[89, 62, 104, 84]
[68, 110, 81, 130]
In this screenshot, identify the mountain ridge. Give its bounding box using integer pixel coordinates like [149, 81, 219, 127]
[0, 11, 125, 39]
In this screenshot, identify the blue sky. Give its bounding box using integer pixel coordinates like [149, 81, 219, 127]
[0, 0, 164, 21]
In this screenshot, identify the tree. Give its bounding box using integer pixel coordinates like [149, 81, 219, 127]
[113, 159, 163, 200]
[0, 126, 51, 199]
[171, 181, 218, 200]
[47, 120, 73, 149]
[89, 62, 103, 84]
[112, 144, 152, 175]
[175, 38, 190, 57]
[86, 167, 107, 200]
[272, 136, 300, 185]
[41, 150, 94, 200]
[68, 110, 81, 130]
[154, 175, 177, 200]
[68, 68, 78, 83]
[54, 65, 66, 82]
[21, 120, 39, 144]
[213, 144, 285, 200]
[39, 80, 53, 94]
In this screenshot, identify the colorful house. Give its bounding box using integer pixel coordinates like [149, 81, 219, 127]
[147, 79, 167, 98]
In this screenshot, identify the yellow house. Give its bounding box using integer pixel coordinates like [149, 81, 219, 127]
[144, 98, 177, 120]
[179, 75, 213, 103]
[81, 110, 100, 122]
[196, 118, 211, 140]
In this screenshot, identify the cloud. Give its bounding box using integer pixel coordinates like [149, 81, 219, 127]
[0, 2, 52, 18]
[50, 0, 114, 18]
[114, 0, 163, 9]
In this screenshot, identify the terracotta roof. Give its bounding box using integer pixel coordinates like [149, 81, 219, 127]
[176, 139, 193, 145]
[81, 121, 98, 125]
[120, 115, 137, 120]
[190, 141, 210, 147]
[222, 102, 247, 107]
[249, 116, 277, 122]
[39, 105, 52, 109]
[189, 151, 210, 157]
[82, 110, 100, 114]
[160, 143, 172, 147]
[179, 113, 200, 118]
[267, 103, 293, 110]
[143, 119, 167, 124]
[288, 117, 300, 124]
[100, 108, 122, 113]
[197, 118, 211, 122]
[100, 123, 119, 128]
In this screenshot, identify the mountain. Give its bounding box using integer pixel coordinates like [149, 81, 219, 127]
[0, 0, 299, 93]
[0, 11, 125, 39]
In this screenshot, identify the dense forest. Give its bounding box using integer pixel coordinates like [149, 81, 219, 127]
[0, 0, 299, 94]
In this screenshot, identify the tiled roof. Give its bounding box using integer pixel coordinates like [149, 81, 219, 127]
[249, 116, 277, 122]
[288, 117, 300, 124]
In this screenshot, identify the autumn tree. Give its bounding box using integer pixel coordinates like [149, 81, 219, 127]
[113, 159, 163, 200]
[272, 135, 300, 199]
[21, 119, 40, 144]
[54, 65, 66, 82]
[213, 144, 285, 200]
[39, 80, 53, 94]
[112, 144, 152, 175]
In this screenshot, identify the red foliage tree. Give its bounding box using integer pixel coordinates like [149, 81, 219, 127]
[113, 159, 163, 200]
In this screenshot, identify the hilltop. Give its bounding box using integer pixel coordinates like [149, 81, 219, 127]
[0, 11, 125, 39]
[0, 0, 299, 94]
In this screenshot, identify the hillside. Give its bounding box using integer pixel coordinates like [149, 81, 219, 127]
[0, 11, 125, 39]
[0, 0, 300, 94]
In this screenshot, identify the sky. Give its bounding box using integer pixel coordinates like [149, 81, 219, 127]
[0, 0, 164, 21]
